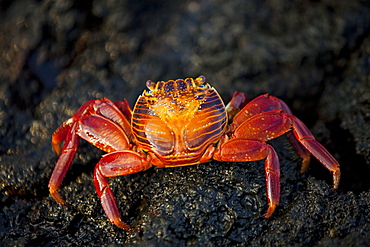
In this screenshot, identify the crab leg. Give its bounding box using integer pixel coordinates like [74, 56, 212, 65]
[93, 98, 132, 137]
[225, 91, 249, 121]
[49, 122, 79, 205]
[232, 94, 311, 172]
[93, 151, 151, 229]
[52, 98, 132, 154]
[234, 110, 340, 188]
[49, 98, 132, 205]
[114, 98, 132, 122]
[77, 114, 130, 152]
[291, 115, 341, 188]
[213, 139, 280, 217]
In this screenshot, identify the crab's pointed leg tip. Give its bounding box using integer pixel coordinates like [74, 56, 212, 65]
[52, 142, 62, 155]
[114, 219, 131, 230]
[333, 169, 341, 190]
[49, 189, 66, 206]
[299, 157, 311, 174]
[264, 205, 276, 218]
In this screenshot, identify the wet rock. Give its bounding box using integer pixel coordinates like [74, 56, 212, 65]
[1, 0, 370, 246]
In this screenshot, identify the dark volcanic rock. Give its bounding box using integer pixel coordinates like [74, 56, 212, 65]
[1, 0, 370, 246]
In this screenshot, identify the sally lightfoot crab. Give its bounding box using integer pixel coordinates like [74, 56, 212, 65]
[49, 76, 340, 229]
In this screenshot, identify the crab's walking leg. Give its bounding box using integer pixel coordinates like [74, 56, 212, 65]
[49, 122, 79, 205]
[225, 91, 249, 121]
[94, 151, 152, 229]
[114, 98, 132, 122]
[291, 115, 341, 188]
[232, 94, 311, 173]
[234, 110, 340, 189]
[49, 98, 132, 206]
[213, 139, 280, 217]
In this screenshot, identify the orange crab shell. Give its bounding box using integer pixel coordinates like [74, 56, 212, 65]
[132, 76, 227, 167]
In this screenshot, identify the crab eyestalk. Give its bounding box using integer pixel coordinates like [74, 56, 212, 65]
[194, 75, 206, 86]
[146, 80, 156, 91]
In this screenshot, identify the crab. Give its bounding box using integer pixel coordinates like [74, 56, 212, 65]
[49, 76, 340, 229]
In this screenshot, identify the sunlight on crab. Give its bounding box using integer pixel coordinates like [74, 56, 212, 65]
[49, 76, 340, 229]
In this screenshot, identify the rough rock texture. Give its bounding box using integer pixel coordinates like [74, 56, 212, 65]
[1, 0, 370, 246]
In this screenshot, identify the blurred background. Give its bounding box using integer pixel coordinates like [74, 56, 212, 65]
[1, 0, 370, 246]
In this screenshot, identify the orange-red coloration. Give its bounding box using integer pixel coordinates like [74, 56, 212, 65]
[132, 76, 227, 166]
[49, 76, 341, 229]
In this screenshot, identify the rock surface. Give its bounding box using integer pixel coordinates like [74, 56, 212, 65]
[1, 0, 370, 246]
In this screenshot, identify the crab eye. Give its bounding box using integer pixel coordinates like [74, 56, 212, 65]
[146, 80, 155, 91]
[194, 75, 206, 86]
